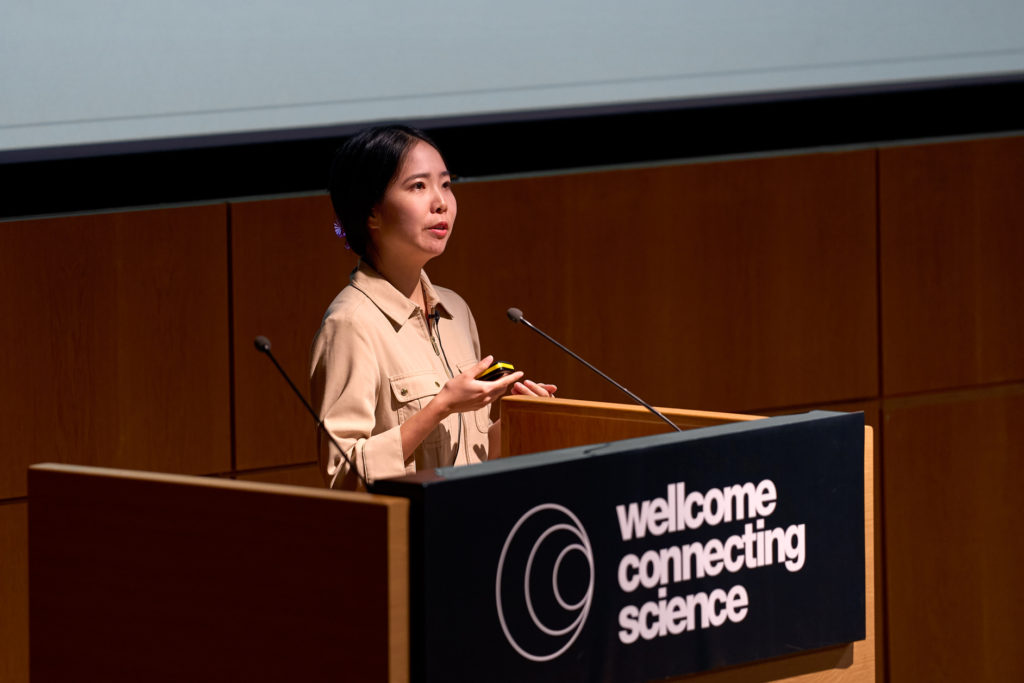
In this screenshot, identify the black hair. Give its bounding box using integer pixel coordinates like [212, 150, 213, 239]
[328, 125, 442, 258]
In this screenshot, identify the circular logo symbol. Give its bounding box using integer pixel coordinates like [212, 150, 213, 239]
[495, 503, 595, 662]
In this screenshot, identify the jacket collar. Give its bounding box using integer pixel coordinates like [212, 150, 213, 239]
[349, 260, 453, 328]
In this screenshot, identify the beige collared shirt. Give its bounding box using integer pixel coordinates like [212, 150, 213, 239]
[310, 261, 491, 489]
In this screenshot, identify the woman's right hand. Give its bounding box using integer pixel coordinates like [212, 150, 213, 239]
[434, 355, 523, 417]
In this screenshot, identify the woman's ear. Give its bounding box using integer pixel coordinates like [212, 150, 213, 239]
[367, 206, 381, 231]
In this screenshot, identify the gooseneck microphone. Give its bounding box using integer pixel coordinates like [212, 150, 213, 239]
[253, 335, 369, 489]
[506, 308, 683, 433]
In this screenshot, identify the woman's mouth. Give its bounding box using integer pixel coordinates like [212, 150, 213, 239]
[428, 222, 449, 237]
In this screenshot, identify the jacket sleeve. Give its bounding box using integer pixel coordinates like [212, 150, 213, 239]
[309, 313, 407, 489]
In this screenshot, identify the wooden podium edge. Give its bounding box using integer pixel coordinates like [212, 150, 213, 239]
[28, 463, 411, 683]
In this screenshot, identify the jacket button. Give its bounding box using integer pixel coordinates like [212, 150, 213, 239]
[434, 381, 440, 387]
[400, 388, 408, 396]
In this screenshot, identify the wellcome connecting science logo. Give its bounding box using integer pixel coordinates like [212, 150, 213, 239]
[496, 479, 810, 660]
[481, 415, 861, 679]
[495, 503, 595, 662]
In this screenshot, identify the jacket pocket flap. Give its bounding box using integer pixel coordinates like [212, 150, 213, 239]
[389, 370, 445, 403]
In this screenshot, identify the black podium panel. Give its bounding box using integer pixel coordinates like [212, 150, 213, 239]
[374, 410, 865, 683]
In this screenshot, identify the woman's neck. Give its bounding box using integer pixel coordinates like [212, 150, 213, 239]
[369, 256, 427, 311]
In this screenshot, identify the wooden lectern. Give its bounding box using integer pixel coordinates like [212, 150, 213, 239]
[29, 397, 874, 682]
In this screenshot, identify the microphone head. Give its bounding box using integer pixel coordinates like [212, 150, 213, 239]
[506, 307, 524, 323]
[253, 335, 272, 353]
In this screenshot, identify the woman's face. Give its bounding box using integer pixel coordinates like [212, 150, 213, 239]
[368, 140, 456, 270]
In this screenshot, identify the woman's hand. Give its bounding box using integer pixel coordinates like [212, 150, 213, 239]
[434, 356, 524, 417]
[511, 379, 557, 397]
[400, 356, 521, 458]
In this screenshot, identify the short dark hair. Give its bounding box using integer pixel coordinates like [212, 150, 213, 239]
[328, 125, 442, 258]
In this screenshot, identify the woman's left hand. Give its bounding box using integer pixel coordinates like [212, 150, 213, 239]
[510, 379, 557, 397]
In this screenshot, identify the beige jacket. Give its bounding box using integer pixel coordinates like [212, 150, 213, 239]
[310, 261, 491, 489]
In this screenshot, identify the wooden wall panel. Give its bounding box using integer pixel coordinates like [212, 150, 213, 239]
[234, 463, 323, 488]
[230, 195, 357, 472]
[883, 385, 1024, 682]
[0, 503, 28, 683]
[431, 150, 878, 414]
[0, 206, 231, 499]
[880, 137, 1024, 395]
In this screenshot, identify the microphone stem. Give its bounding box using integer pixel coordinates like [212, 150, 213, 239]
[519, 318, 683, 433]
[264, 348, 319, 420]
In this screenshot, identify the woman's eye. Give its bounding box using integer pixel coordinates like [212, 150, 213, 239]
[411, 181, 426, 190]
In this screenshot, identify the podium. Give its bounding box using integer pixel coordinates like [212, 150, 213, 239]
[29, 397, 874, 682]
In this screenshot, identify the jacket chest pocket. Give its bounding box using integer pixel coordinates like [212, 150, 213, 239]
[389, 369, 446, 445]
[389, 369, 445, 415]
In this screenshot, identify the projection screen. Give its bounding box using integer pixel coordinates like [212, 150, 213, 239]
[2, 0, 1023, 162]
